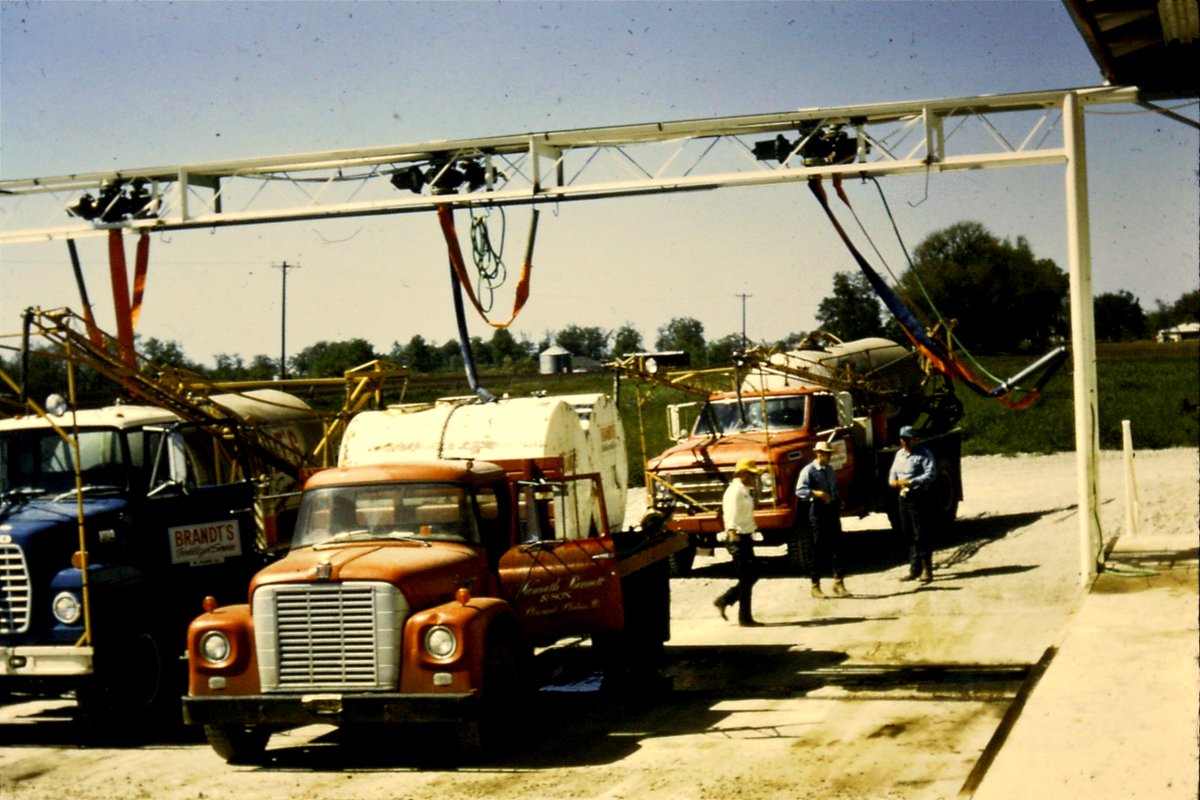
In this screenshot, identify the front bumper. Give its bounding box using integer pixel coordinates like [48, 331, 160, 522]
[670, 506, 796, 535]
[182, 691, 476, 728]
[0, 644, 93, 677]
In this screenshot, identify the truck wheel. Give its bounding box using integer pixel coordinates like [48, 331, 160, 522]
[457, 638, 521, 758]
[205, 725, 270, 764]
[933, 465, 959, 527]
[786, 529, 806, 571]
[78, 628, 181, 733]
[668, 543, 696, 577]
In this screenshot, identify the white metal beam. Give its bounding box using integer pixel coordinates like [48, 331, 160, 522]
[0, 85, 1138, 245]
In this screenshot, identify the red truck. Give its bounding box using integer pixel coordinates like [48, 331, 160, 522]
[182, 455, 681, 763]
[642, 337, 963, 574]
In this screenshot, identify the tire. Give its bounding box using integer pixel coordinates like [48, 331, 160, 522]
[668, 543, 696, 577]
[786, 527, 806, 571]
[205, 724, 271, 764]
[77, 628, 181, 733]
[932, 464, 959, 527]
[457, 638, 522, 758]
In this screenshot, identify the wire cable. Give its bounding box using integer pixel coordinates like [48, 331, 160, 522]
[469, 207, 507, 313]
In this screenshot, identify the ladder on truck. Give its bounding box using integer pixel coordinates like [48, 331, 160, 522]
[15, 307, 410, 481]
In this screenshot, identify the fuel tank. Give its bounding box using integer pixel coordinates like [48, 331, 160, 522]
[338, 397, 600, 538]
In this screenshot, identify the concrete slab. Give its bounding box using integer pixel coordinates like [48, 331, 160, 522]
[971, 528, 1199, 800]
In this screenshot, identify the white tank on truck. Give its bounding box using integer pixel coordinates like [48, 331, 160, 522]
[207, 389, 327, 460]
[551, 392, 628, 532]
[339, 395, 627, 537]
[746, 337, 921, 397]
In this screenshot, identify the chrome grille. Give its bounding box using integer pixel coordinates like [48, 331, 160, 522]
[253, 582, 406, 692]
[659, 468, 737, 508]
[0, 544, 32, 634]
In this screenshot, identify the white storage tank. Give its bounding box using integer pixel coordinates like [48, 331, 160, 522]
[554, 393, 628, 531]
[208, 389, 328, 465]
[744, 338, 919, 394]
[339, 396, 596, 538]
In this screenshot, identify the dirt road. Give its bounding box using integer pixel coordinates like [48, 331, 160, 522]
[1, 448, 1195, 800]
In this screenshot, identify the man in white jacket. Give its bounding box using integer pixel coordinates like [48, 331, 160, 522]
[713, 458, 763, 627]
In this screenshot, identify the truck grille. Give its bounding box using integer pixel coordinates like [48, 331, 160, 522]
[656, 468, 739, 509]
[252, 582, 407, 692]
[0, 544, 32, 635]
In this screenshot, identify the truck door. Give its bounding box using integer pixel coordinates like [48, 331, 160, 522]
[496, 481, 624, 642]
[136, 424, 260, 611]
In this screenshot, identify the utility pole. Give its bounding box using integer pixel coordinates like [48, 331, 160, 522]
[273, 261, 299, 379]
[736, 293, 752, 347]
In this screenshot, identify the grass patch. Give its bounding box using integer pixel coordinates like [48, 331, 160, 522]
[958, 341, 1199, 454]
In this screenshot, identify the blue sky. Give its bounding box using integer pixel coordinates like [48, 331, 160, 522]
[2, 1, 1197, 365]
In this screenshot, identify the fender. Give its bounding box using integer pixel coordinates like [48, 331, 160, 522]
[399, 596, 519, 694]
[47, 563, 153, 640]
[186, 604, 260, 696]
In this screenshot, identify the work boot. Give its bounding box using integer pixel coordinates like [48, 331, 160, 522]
[831, 578, 851, 597]
[919, 564, 933, 584]
[811, 582, 826, 599]
[713, 597, 729, 621]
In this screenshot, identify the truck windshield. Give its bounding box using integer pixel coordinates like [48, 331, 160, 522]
[695, 396, 807, 435]
[0, 428, 127, 499]
[292, 482, 479, 548]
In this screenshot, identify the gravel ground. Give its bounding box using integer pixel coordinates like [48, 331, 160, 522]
[0, 447, 1195, 800]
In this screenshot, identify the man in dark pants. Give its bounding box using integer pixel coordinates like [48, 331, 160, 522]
[889, 425, 938, 583]
[794, 440, 850, 598]
[714, 458, 762, 626]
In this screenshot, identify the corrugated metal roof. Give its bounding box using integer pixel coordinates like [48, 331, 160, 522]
[1061, 0, 1199, 98]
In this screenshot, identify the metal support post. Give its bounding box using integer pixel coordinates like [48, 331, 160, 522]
[1063, 93, 1102, 586]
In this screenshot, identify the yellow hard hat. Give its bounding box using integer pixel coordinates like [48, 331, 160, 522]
[733, 458, 761, 475]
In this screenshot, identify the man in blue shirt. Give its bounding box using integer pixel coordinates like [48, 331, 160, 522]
[794, 441, 850, 598]
[888, 425, 938, 583]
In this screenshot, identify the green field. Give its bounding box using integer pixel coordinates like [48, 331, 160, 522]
[403, 341, 1199, 476]
[957, 341, 1200, 454]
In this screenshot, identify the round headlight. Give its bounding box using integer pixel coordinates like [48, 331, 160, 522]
[199, 631, 231, 664]
[52, 591, 81, 625]
[424, 625, 457, 660]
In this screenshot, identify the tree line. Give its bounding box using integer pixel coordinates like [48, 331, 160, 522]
[3, 221, 1197, 396]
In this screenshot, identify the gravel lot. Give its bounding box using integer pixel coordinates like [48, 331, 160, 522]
[0, 447, 1195, 800]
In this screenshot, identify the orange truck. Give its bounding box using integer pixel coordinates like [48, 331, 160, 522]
[642, 337, 963, 574]
[182, 397, 681, 763]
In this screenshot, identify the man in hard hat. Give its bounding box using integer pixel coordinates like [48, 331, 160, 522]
[795, 440, 850, 598]
[889, 425, 938, 584]
[714, 457, 763, 626]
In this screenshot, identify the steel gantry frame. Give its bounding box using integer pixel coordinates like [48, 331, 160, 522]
[0, 85, 1134, 242]
[1, 84, 1147, 583]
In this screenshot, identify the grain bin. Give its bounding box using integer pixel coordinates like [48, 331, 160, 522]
[539, 345, 573, 375]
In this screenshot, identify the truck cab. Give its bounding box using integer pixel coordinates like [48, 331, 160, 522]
[183, 458, 676, 763]
[0, 404, 261, 725]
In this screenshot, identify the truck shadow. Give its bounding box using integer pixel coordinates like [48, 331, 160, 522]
[252, 643, 1034, 771]
[688, 506, 1071, 580]
[0, 697, 203, 748]
[0, 643, 1034, 770]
